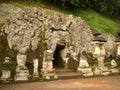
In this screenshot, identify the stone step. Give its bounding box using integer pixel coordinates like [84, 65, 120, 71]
[55, 69, 81, 79]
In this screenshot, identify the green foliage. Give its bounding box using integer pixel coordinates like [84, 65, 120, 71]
[79, 10, 120, 34]
[3, 0, 120, 18]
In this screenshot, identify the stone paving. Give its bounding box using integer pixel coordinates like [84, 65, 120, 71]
[0, 75, 120, 90]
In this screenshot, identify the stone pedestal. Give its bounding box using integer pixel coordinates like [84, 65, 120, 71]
[78, 67, 93, 77]
[94, 67, 111, 76]
[1, 70, 11, 81]
[15, 54, 30, 81]
[33, 59, 39, 77]
[110, 68, 119, 74]
[14, 70, 29, 81]
[42, 70, 58, 80]
[97, 56, 105, 68]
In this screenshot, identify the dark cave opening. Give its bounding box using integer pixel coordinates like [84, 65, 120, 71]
[53, 45, 65, 68]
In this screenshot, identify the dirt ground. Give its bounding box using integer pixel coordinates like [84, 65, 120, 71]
[0, 75, 120, 90]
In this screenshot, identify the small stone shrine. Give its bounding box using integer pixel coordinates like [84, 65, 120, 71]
[1, 57, 12, 81]
[92, 30, 111, 76]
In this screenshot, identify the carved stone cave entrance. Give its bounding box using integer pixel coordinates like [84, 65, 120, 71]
[53, 44, 65, 69]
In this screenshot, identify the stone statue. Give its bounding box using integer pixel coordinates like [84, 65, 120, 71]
[1, 57, 12, 81]
[77, 55, 93, 77]
[16, 54, 27, 70]
[110, 59, 119, 73]
[79, 56, 89, 68]
[111, 59, 117, 68]
[33, 59, 39, 77]
[42, 50, 54, 71]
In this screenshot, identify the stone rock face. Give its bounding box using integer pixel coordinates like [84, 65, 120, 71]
[69, 17, 93, 56]
[2, 7, 46, 54]
[0, 4, 117, 59]
[103, 33, 116, 57]
[2, 7, 93, 62]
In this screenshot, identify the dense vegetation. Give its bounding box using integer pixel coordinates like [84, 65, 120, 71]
[1, 0, 120, 19]
[48, 0, 120, 19]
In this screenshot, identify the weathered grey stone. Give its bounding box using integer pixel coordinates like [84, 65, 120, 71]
[16, 54, 27, 70]
[0, 3, 21, 23]
[14, 69, 29, 81]
[94, 67, 111, 76]
[103, 33, 116, 57]
[1, 57, 12, 81]
[33, 59, 39, 77]
[101, 72, 110, 76]
[1, 70, 11, 81]
[111, 59, 117, 68]
[78, 57, 89, 68]
[1, 6, 95, 64]
[2, 7, 45, 54]
[110, 68, 119, 73]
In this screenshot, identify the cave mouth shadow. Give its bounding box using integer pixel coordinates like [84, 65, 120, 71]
[53, 44, 65, 69]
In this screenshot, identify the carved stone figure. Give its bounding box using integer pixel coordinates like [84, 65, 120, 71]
[77, 55, 93, 77]
[111, 59, 117, 68]
[78, 56, 89, 68]
[110, 59, 119, 73]
[33, 59, 39, 77]
[16, 54, 27, 70]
